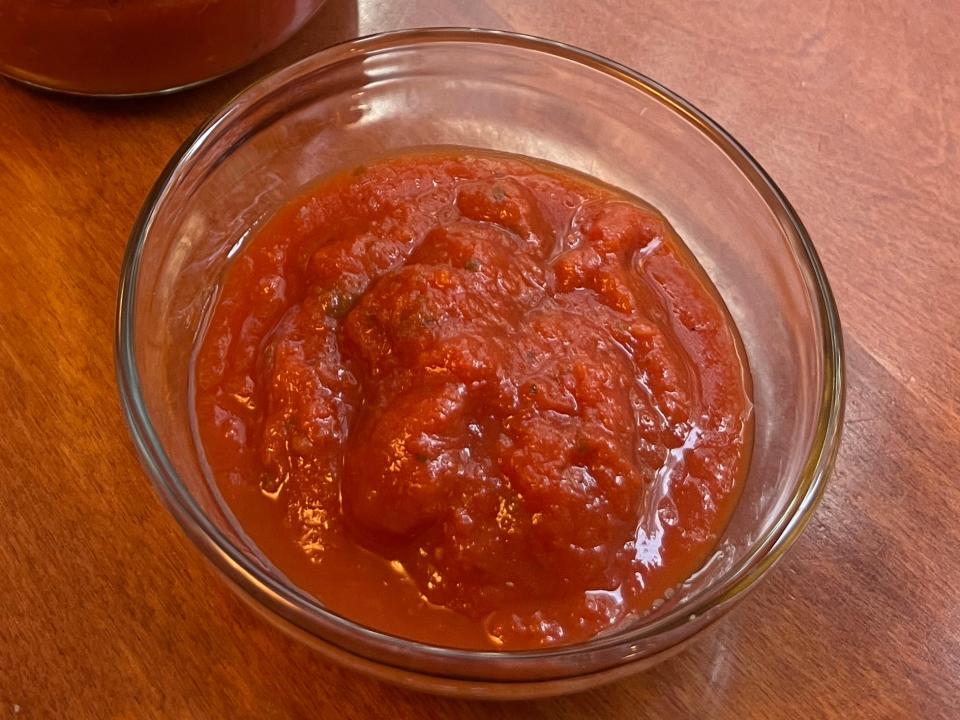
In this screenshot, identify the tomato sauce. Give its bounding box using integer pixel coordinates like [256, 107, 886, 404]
[0, 0, 323, 95]
[194, 150, 752, 649]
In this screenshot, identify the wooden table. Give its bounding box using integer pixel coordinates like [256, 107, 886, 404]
[2, 1, 958, 717]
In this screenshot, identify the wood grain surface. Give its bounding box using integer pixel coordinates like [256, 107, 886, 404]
[2, 1, 959, 717]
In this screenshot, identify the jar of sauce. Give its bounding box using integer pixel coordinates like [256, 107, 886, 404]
[0, 0, 326, 96]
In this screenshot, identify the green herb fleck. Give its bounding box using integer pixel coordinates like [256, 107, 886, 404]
[490, 184, 507, 203]
[573, 437, 592, 458]
[526, 383, 539, 398]
[259, 472, 283, 494]
[414, 452, 430, 464]
[324, 290, 358, 319]
[464, 258, 481, 272]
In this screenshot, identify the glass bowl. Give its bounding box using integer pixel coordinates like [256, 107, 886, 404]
[0, 0, 326, 96]
[116, 28, 844, 699]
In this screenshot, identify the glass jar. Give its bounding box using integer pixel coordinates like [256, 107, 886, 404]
[0, 0, 326, 96]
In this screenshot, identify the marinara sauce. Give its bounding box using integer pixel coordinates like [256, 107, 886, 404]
[194, 150, 752, 650]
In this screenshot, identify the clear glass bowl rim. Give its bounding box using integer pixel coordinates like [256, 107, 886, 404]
[115, 27, 844, 675]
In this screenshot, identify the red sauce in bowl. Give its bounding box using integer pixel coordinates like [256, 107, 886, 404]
[194, 150, 752, 649]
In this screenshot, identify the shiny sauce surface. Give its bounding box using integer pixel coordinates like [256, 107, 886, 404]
[194, 150, 752, 649]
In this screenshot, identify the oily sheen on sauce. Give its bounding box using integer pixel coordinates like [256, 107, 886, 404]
[193, 150, 752, 650]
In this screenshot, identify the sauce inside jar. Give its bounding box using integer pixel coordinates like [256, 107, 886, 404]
[194, 149, 753, 650]
[0, 0, 323, 95]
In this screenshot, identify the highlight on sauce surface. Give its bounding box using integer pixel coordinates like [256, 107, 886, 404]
[193, 149, 753, 650]
[0, 0, 324, 95]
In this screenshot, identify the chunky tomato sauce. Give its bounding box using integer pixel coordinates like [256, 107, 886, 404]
[194, 150, 752, 649]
